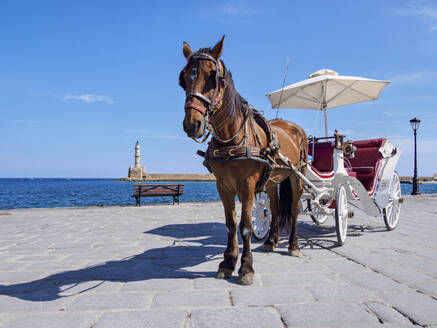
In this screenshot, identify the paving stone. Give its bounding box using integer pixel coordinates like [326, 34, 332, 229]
[254, 260, 330, 274]
[316, 257, 371, 274]
[0, 294, 72, 312]
[341, 271, 410, 292]
[14, 255, 69, 262]
[190, 306, 284, 328]
[277, 303, 379, 327]
[193, 276, 262, 289]
[353, 324, 416, 328]
[152, 290, 230, 308]
[379, 291, 437, 326]
[231, 286, 313, 306]
[0, 279, 57, 295]
[307, 284, 379, 302]
[23, 260, 86, 272]
[339, 249, 396, 267]
[67, 293, 152, 311]
[0, 271, 47, 284]
[262, 272, 336, 287]
[3, 313, 99, 328]
[2, 248, 51, 256]
[301, 248, 340, 259]
[56, 280, 124, 296]
[121, 278, 192, 292]
[0, 197, 436, 327]
[0, 262, 26, 271]
[415, 282, 437, 298]
[94, 309, 186, 328]
[374, 263, 436, 287]
[365, 301, 410, 324]
[321, 272, 350, 284]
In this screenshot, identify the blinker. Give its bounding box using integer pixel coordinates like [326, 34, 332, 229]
[190, 63, 198, 82]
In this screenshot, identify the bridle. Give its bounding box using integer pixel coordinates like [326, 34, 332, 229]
[179, 52, 225, 116]
[179, 52, 228, 143]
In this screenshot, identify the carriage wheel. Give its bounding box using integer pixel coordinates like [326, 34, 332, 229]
[335, 184, 348, 245]
[251, 192, 271, 240]
[307, 199, 328, 225]
[383, 172, 402, 231]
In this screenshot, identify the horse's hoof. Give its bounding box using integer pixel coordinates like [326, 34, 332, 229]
[263, 240, 277, 252]
[238, 272, 254, 285]
[216, 268, 233, 279]
[288, 249, 301, 257]
[263, 243, 275, 252]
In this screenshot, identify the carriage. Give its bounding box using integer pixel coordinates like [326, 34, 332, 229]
[250, 68, 402, 245]
[180, 37, 401, 284]
[252, 130, 403, 245]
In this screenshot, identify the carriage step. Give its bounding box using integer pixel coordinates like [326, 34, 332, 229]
[348, 210, 355, 218]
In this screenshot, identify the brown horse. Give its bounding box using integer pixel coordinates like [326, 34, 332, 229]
[180, 36, 308, 285]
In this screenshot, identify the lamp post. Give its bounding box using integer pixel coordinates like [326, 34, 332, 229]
[410, 117, 421, 195]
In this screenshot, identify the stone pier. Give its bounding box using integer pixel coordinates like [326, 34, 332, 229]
[0, 195, 436, 327]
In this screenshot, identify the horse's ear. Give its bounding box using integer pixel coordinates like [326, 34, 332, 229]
[211, 35, 225, 60]
[183, 42, 192, 59]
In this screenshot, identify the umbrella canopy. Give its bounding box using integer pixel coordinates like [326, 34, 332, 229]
[266, 69, 390, 136]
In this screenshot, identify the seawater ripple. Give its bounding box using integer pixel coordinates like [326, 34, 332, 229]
[0, 179, 220, 210]
[0, 178, 435, 210]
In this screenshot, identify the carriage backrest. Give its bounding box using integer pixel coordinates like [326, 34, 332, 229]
[308, 141, 335, 172]
[348, 138, 386, 169]
[347, 138, 386, 192]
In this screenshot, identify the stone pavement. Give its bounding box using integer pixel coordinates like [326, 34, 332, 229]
[0, 195, 436, 328]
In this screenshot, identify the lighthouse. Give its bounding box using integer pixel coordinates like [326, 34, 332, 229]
[128, 141, 146, 179]
[135, 141, 140, 168]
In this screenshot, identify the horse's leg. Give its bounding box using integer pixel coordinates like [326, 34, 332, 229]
[216, 184, 238, 279]
[237, 179, 256, 285]
[288, 173, 303, 256]
[263, 185, 280, 252]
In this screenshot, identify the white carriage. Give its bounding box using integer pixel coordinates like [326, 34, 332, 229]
[252, 69, 402, 245]
[252, 131, 402, 244]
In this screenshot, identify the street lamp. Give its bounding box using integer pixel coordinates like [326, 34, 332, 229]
[410, 117, 421, 195]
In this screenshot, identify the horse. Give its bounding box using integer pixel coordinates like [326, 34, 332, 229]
[179, 36, 308, 285]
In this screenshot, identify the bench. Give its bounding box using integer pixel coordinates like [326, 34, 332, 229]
[131, 184, 184, 206]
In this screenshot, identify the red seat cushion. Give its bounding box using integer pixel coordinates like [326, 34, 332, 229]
[309, 142, 334, 172]
[348, 140, 385, 192]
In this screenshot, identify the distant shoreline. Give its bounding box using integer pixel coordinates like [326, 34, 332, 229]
[117, 174, 216, 182]
[116, 175, 437, 184]
[399, 176, 437, 184]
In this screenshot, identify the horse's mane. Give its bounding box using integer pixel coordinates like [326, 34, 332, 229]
[197, 48, 247, 118]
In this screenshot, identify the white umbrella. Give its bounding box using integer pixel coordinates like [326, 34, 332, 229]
[266, 69, 391, 136]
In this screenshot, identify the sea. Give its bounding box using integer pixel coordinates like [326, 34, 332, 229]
[0, 178, 436, 210]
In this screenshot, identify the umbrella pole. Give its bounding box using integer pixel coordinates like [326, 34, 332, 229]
[323, 107, 329, 137]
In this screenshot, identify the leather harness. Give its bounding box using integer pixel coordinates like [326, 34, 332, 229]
[180, 51, 292, 192]
[199, 107, 283, 192]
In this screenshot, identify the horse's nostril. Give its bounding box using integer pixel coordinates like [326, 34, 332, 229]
[196, 120, 202, 130]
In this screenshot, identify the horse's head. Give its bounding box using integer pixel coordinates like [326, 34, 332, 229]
[179, 36, 226, 139]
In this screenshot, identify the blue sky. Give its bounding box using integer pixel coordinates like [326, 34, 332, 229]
[1, 0, 436, 177]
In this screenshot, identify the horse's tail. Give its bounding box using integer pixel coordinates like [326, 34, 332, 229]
[279, 177, 292, 230]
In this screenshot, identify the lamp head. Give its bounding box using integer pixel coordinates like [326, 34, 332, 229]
[410, 117, 421, 131]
